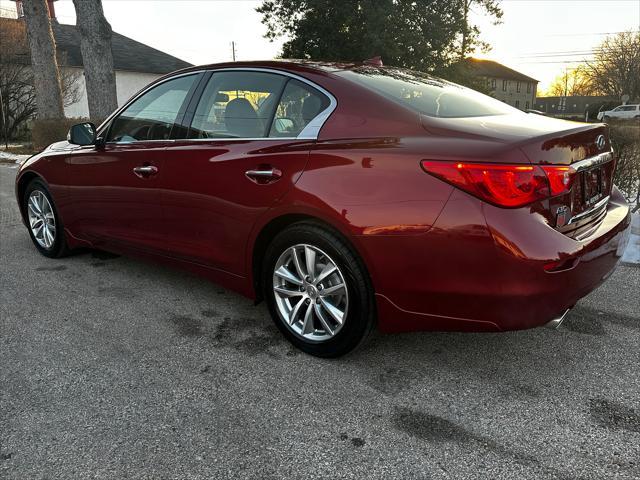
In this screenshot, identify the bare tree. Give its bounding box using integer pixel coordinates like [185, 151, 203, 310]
[21, 0, 64, 120]
[72, 0, 118, 122]
[0, 18, 81, 140]
[545, 66, 597, 97]
[585, 31, 640, 101]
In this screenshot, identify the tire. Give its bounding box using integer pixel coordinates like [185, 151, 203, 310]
[263, 221, 376, 357]
[23, 178, 69, 258]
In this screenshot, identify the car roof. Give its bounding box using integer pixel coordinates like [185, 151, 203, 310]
[173, 59, 360, 77]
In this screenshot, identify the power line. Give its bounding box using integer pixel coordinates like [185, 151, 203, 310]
[543, 30, 639, 37]
[519, 60, 592, 64]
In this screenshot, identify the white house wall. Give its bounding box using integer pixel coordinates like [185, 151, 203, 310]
[62, 67, 162, 119]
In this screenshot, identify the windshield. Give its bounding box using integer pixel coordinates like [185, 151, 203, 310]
[337, 66, 520, 118]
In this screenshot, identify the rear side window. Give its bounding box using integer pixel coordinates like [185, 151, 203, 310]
[337, 67, 519, 118]
[189, 71, 287, 139]
[269, 79, 330, 137]
[107, 74, 197, 142]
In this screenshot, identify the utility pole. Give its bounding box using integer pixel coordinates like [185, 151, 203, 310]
[562, 66, 568, 113]
[231, 41, 236, 62]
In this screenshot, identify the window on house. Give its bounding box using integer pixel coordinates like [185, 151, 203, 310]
[516, 82, 521, 93]
[502, 80, 507, 91]
[526, 83, 531, 93]
[515, 100, 520, 109]
[525, 101, 529, 110]
[491, 78, 496, 89]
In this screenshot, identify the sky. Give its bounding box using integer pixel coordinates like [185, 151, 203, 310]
[1, 0, 639, 91]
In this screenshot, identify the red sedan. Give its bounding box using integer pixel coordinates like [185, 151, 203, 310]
[16, 61, 632, 357]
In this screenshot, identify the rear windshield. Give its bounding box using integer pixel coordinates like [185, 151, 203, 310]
[337, 66, 519, 118]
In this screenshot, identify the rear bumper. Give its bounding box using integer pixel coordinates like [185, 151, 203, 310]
[363, 188, 631, 333]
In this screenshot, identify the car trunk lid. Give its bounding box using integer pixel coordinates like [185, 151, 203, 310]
[421, 113, 615, 233]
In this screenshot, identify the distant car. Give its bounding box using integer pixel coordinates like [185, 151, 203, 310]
[15, 60, 632, 357]
[597, 104, 640, 121]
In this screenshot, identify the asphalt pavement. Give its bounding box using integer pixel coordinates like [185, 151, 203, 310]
[1, 163, 639, 480]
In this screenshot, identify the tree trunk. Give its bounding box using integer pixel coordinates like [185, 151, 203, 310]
[21, 0, 64, 120]
[72, 0, 118, 122]
[460, 0, 470, 59]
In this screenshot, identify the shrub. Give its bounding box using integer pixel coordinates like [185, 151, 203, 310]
[610, 124, 640, 211]
[31, 117, 89, 151]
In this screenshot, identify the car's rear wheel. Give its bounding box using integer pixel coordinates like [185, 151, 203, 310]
[263, 222, 376, 357]
[23, 179, 69, 258]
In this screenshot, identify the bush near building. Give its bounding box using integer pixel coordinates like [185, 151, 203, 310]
[31, 117, 88, 151]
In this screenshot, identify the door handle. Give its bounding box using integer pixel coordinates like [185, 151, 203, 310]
[245, 167, 282, 184]
[133, 165, 158, 178]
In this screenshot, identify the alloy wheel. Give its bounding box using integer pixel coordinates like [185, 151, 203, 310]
[27, 190, 56, 249]
[272, 244, 349, 342]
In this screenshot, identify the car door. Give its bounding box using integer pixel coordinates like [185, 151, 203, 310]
[64, 73, 202, 252]
[624, 105, 637, 119]
[159, 70, 332, 275]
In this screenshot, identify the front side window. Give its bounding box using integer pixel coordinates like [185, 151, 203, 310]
[338, 67, 518, 118]
[189, 71, 287, 139]
[269, 79, 330, 137]
[107, 74, 198, 142]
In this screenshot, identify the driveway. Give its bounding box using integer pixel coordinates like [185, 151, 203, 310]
[1, 163, 639, 479]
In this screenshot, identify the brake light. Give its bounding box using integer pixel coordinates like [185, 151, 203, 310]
[420, 161, 550, 208]
[540, 165, 577, 196]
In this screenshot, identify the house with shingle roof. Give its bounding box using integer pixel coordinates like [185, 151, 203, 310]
[2, 1, 191, 118]
[463, 58, 538, 111]
[52, 22, 192, 117]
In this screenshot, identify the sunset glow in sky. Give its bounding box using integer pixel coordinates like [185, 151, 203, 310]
[1, 0, 639, 91]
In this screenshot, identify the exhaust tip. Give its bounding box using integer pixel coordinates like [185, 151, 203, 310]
[545, 309, 571, 330]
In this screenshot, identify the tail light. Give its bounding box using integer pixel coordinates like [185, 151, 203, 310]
[540, 165, 577, 196]
[420, 161, 576, 208]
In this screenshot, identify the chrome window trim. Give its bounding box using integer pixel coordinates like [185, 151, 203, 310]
[100, 67, 337, 145]
[169, 137, 306, 143]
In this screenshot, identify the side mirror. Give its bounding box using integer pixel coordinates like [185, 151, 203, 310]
[273, 117, 295, 135]
[68, 122, 97, 146]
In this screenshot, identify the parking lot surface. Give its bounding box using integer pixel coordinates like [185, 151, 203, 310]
[1, 163, 639, 479]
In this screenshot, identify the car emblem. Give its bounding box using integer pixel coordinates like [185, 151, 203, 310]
[595, 134, 606, 150]
[556, 205, 570, 227]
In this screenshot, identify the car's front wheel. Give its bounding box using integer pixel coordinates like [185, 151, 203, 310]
[23, 179, 69, 258]
[263, 221, 376, 357]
